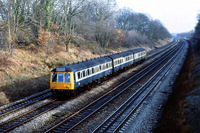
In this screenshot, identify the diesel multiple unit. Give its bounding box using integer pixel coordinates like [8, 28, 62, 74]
[50, 48, 147, 92]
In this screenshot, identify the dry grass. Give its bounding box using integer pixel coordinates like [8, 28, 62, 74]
[0, 37, 171, 105]
[154, 41, 195, 133]
[0, 42, 111, 105]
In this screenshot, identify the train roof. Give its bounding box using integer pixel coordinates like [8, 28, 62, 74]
[52, 48, 146, 72]
[128, 48, 146, 53]
[52, 56, 112, 72]
[107, 51, 133, 60]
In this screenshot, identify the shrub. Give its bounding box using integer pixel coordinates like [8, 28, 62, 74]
[36, 23, 65, 58]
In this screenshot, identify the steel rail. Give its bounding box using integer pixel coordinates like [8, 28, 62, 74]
[92, 40, 186, 133]
[114, 41, 187, 132]
[147, 40, 177, 56]
[0, 97, 65, 133]
[44, 41, 182, 133]
[0, 40, 175, 118]
[0, 90, 52, 118]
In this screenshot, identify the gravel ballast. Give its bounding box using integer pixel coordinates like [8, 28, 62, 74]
[123, 41, 189, 132]
[9, 42, 180, 133]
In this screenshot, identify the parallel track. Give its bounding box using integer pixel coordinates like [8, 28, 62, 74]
[0, 90, 52, 118]
[44, 40, 182, 133]
[0, 97, 66, 133]
[0, 40, 178, 132]
[0, 41, 173, 118]
[92, 41, 186, 133]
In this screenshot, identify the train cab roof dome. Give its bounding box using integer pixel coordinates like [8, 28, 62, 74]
[128, 48, 146, 53]
[52, 56, 112, 72]
[108, 51, 133, 59]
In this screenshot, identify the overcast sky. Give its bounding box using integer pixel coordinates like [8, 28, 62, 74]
[116, 0, 200, 33]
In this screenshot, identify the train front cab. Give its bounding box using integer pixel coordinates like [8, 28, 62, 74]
[50, 71, 74, 91]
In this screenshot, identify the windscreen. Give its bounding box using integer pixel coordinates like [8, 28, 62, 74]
[65, 73, 70, 83]
[58, 73, 63, 82]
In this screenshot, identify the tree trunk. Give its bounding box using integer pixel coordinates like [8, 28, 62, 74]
[66, 37, 70, 52]
[8, 0, 12, 56]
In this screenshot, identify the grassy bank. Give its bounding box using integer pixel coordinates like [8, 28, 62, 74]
[0, 39, 171, 105]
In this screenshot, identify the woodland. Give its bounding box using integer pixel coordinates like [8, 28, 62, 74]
[0, 0, 171, 55]
[0, 0, 172, 104]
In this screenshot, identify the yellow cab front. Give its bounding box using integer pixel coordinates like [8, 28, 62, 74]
[50, 72, 74, 90]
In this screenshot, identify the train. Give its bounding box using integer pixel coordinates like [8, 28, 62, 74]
[50, 48, 147, 93]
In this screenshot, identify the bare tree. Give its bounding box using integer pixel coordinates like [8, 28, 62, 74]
[79, 0, 116, 48]
[147, 19, 171, 41]
[7, 0, 12, 55]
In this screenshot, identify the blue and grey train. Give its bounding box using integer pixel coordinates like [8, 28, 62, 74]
[50, 48, 147, 92]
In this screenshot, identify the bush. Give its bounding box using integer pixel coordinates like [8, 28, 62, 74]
[36, 24, 65, 58]
[0, 52, 10, 68]
[70, 34, 85, 47]
[123, 30, 148, 47]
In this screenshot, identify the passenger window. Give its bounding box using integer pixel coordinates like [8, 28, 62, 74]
[103, 65, 106, 70]
[90, 69, 92, 74]
[92, 68, 95, 74]
[77, 72, 81, 79]
[83, 71, 85, 77]
[96, 67, 99, 72]
[99, 65, 101, 71]
[58, 73, 63, 82]
[65, 73, 70, 83]
[106, 63, 108, 68]
[52, 73, 57, 82]
[87, 69, 90, 76]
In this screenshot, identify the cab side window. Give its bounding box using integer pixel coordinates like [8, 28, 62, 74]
[52, 73, 57, 82]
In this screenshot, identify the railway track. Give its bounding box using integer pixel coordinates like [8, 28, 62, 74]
[0, 96, 67, 133]
[147, 40, 178, 56]
[0, 40, 179, 132]
[0, 90, 52, 118]
[0, 40, 175, 118]
[146, 40, 178, 60]
[92, 41, 186, 133]
[44, 40, 183, 133]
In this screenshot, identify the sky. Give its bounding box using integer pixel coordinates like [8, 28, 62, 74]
[116, 0, 200, 33]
